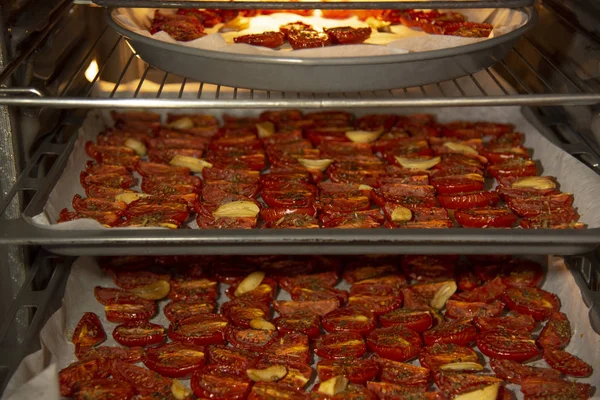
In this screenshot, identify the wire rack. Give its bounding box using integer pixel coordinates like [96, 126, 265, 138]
[1, 9, 599, 108]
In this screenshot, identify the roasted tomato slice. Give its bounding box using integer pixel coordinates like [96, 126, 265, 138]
[453, 276, 506, 303]
[248, 382, 308, 400]
[57, 209, 122, 227]
[320, 209, 384, 228]
[104, 301, 156, 324]
[543, 348, 593, 377]
[315, 332, 367, 360]
[476, 330, 539, 362]
[79, 171, 135, 189]
[401, 255, 457, 281]
[72, 194, 128, 213]
[349, 275, 406, 296]
[502, 259, 544, 288]
[72, 378, 134, 400]
[487, 158, 537, 180]
[59, 358, 110, 397]
[366, 326, 422, 362]
[266, 333, 310, 364]
[164, 300, 215, 322]
[234, 31, 285, 48]
[437, 191, 500, 209]
[111, 362, 172, 397]
[312, 383, 377, 399]
[321, 307, 376, 335]
[430, 174, 484, 194]
[191, 364, 252, 399]
[317, 358, 379, 385]
[379, 309, 433, 332]
[343, 263, 399, 284]
[169, 277, 218, 301]
[418, 343, 478, 370]
[274, 311, 321, 339]
[262, 188, 316, 208]
[226, 326, 279, 352]
[221, 298, 271, 328]
[454, 207, 517, 228]
[445, 299, 505, 319]
[112, 270, 171, 290]
[168, 313, 228, 346]
[502, 287, 560, 321]
[366, 381, 443, 400]
[520, 377, 593, 400]
[226, 276, 277, 303]
[537, 311, 571, 349]
[348, 294, 403, 316]
[422, 319, 477, 347]
[136, 161, 190, 177]
[290, 286, 348, 305]
[143, 342, 206, 378]
[254, 356, 313, 390]
[278, 271, 339, 293]
[375, 356, 430, 389]
[72, 312, 106, 347]
[85, 162, 129, 176]
[323, 26, 372, 44]
[274, 299, 340, 317]
[112, 321, 166, 347]
[433, 371, 502, 396]
[75, 345, 144, 364]
[472, 313, 536, 333]
[489, 358, 561, 384]
[207, 345, 259, 373]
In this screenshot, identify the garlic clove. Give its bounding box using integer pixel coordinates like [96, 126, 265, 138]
[212, 201, 260, 219]
[394, 155, 441, 170]
[234, 271, 266, 297]
[169, 155, 213, 173]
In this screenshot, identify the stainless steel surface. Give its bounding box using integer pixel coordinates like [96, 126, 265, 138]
[566, 254, 600, 335]
[90, 0, 535, 10]
[0, 250, 71, 393]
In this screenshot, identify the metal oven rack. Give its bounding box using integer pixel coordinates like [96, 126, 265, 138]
[0, 3, 600, 255]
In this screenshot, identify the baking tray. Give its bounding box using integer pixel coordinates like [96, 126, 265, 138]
[106, 7, 537, 93]
[2, 105, 598, 256]
[3, 255, 599, 399]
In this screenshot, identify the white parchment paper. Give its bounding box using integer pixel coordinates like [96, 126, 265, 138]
[30, 106, 600, 229]
[3, 255, 599, 399]
[111, 7, 527, 58]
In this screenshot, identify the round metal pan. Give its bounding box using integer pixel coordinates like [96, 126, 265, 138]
[107, 7, 537, 92]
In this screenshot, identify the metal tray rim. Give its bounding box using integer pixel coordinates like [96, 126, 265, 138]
[107, 6, 536, 67]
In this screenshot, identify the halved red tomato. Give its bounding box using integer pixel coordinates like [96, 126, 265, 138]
[502, 287, 560, 321]
[317, 358, 379, 385]
[111, 362, 172, 396]
[226, 326, 279, 352]
[59, 358, 110, 397]
[273, 311, 321, 339]
[72, 312, 106, 347]
[226, 304, 270, 328]
[355, 114, 398, 131]
[72, 378, 134, 400]
[502, 259, 544, 288]
[226, 277, 277, 303]
[422, 319, 476, 347]
[418, 343, 478, 370]
[266, 333, 310, 364]
[348, 294, 403, 315]
[506, 193, 574, 218]
[136, 161, 190, 177]
[112, 321, 166, 347]
[520, 377, 592, 400]
[254, 356, 313, 390]
[366, 326, 422, 362]
[445, 299, 505, 319]
[260, 207, 317, 223]
[207, 345, 259, 372]
[315, 332, 367, 360]
[343, 263, 398, 284]
[433, 371, 502, 396]
[262, 188, 316, 208]
[454, 207, 517, 228]
[104, 301, 156, 324]
[401, 255, 458, 281]
[487, 158, 537, 180]
[142, 343, 205, 379]
[164, 300, 214, 322]
[430, 174, 484, 194]
[375, 357, 430, 388]
[112, 270, 171, 289]
[322, 307, 376, 335]
[72, 194, 128, 213]
[543, 348, 593, 377]
[169, 277, 218, 301]
[146, 136, 208, 150]
[476, 330, 539, 362]
[312, 383, 377, 399]
[203, 167, 260, 183]
[472, 313, 536, 333]
[537, 311, 571, 349]
[350, 275, 407, 296]
[75, 345, 144, 364]
[168, 313, 228, 346]
[489, 358, 561, 384]
[453, 276, 506, 303]
[290, 286, 348, 305]
[148, 148, 205, 164]
[274, 299, 340, 317]
[437, 191, 500, 209]
[248, 382, 308, 400]
[191, 364, 252, 399]
[80, 171, 135, 190]
[57, 209, 122, 227]
[85, 162, 129, 176]
[379, 309, 433, 332]
[367, 381, 444, 400]
[480, 146, 529, 164]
